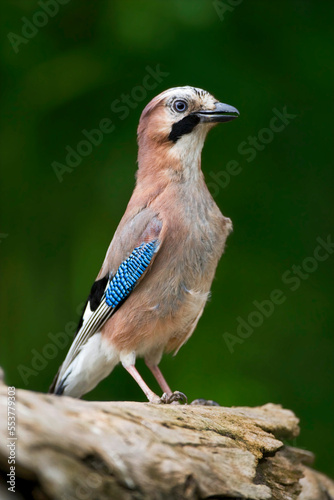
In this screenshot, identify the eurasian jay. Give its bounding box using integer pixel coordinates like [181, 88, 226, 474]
[49, 86, 239, 403]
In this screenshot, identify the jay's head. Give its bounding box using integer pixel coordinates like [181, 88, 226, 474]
[137, 86, 239, 168]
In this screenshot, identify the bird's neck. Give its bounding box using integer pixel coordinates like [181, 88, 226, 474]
[137, 132, 207, 186]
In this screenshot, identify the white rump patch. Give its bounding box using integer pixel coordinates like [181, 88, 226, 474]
[61, 333, 119, 398]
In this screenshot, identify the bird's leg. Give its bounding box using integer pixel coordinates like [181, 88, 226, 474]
[145, 362, 172, 395]
[145, 360, 187, 405]
[123, 364, 161, 404]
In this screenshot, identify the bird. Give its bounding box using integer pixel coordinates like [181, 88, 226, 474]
[49, 86, 239, 403]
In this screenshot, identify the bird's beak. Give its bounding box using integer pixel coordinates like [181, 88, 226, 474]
[195, 102, 240, 123]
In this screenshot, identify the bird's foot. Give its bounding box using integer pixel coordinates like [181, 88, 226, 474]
[160, 391, 188, 405]
[148, 393, 165, 404]
[190, 398, 220, 406]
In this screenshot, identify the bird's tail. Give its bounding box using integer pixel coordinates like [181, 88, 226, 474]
[48, 333, 119, 398]
[48, 367, 62, 394]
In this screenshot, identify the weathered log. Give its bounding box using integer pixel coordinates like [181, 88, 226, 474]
[0, 381, 333, 499]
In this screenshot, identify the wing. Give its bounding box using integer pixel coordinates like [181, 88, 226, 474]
[49, 209, 163, 394]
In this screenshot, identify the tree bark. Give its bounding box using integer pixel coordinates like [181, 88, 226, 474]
[0, 381, 333, 500]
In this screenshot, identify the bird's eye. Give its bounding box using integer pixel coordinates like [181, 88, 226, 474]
[173, 100, 188, 113]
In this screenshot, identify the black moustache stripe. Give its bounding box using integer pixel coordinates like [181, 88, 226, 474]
[168, 114, 200, 143]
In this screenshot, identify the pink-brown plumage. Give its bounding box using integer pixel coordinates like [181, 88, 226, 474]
[49, 86, 238, 402]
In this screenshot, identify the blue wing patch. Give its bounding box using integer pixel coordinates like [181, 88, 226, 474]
[105, 240, 158, 308]
[49, 239, 160, 395]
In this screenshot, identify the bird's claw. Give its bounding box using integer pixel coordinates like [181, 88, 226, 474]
[160, 391, 188, 404]
[190, 398, 220, 406]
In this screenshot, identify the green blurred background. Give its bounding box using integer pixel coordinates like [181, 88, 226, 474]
[1, 0, 333, 476]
